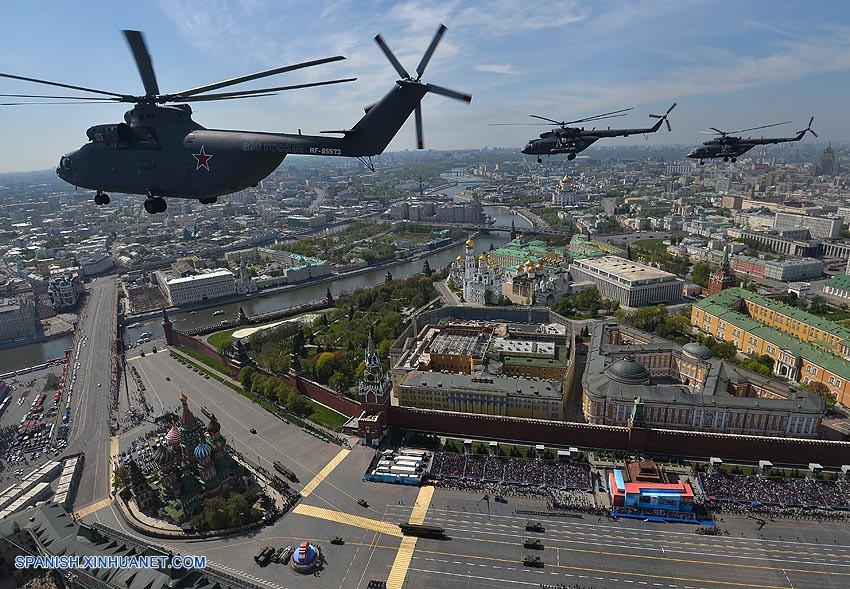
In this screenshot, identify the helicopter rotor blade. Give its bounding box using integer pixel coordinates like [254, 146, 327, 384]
[488, 123, 561, 126]
[374, 34, 410, 79]
[123, 30, 160, 97]
[561, 107, 634, 125]
[0, 100, 120, 105]
[415, 104, 424, 149]
[170, 78, 357, 102]
[416, 24, 447, 79]
[529, 114, 564, 125]
[0, 72, 127, 99]
[425, 83, 472, 102]
[708, 127, 726, 135]
[170, 55, 346, 98]
[732, 121, 792, 134]
[0, 93, 120, 101]
[174, 93, 279, 103]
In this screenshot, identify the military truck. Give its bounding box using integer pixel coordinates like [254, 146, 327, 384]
[254, 547, 275, 567]
[523, 538, 544, 550]
[525, 521, 544, 532]
[523, 555, 543, 568]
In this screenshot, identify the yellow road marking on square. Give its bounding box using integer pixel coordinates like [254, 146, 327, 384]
[73, 498, 112, 518]
[291, 503, 402, 537]
[387, 485, 436, 589]
[299, 448, 349, 497]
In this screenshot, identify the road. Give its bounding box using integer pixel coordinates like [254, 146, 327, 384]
[435, 280, 461, 306]
[308, 187, 326, 212]
[67, 277, 117, 509]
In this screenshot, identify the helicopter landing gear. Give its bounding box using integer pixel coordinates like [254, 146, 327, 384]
[730, 157, 737, 163]
[93, 191, 110, 205]
[144, 197, 167, 214]
[699, 160, 705, 165]
[537, 157, 542, 164]
[567, 153, 576, 161]
[199, 197, 217, 204]
[723, 156, 729, 162]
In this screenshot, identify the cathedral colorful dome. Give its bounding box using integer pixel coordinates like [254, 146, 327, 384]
[456, 255, 464, 263]
[524, 259, 534, 267]
[536, 262, 544, 270]
[166, 423, 181, 445]
[153, 444, 173, 465]
[194, 442, 212, 459]
[515, 265, 523, 272]
[465, 238, 474, 248]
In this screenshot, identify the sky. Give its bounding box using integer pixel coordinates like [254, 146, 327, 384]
[1, 0, 849, 172]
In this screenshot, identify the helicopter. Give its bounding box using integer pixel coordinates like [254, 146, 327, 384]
[495, 103, 676, 163]
[0, 26, 470, 214]
[687, 117, 816, 164]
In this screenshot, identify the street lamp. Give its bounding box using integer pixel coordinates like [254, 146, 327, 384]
[238, 511, 245, 534]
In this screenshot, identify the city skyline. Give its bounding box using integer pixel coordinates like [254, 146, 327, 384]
[1, 0, 850, 172]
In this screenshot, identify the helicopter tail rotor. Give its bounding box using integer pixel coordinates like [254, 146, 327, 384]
[800, 116, 818, 138]
[373, 24, 471, 149]
[649, 102, 676, 132]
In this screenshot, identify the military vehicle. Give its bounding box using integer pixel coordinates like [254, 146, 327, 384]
[254, 547, 275, 567]
[331, 536, 345, 545]
[525, 521, 545, 532]
[687, 117, 816, 164]
[357, 498, 369, 508]
[398, 523, 446, 538]
[523, 555, 544, 568]
[523, 538, 544, 550]
[274, 461, 299, 482]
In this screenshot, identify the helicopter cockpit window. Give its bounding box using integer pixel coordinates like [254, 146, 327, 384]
[116, 126, 160, 150]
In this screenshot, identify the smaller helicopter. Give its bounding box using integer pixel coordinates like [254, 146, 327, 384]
[687, 117, 817, 164]
[495, 103, 676, 163]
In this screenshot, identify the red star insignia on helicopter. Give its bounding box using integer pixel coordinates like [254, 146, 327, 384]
[192, 146, 213, 171]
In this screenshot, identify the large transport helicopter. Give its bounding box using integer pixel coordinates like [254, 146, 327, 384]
[687, 118, 816, 164]
[0, 26, 470, 214]
[496, 103, 676, 163]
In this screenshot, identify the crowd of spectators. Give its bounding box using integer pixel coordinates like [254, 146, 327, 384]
[430, 452, 592, 490]
[700, 473, 850, 515]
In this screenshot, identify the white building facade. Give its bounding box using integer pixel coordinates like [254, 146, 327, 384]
[155, 269, 236, 306]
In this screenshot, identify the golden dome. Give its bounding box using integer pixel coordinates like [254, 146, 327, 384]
[515, 265, 523, 272]
[465, 238, 474, 248]
[536, 262, 544, 270]
[478, 254, 487, 261]
[524, 259, 534, 267]
[456, 255, 464, 263]
[179, 391, 188, 403]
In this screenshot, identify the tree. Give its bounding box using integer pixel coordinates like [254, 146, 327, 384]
[692, 262, 711, 288]
[710, 340, 738, 360]
[112, 465, 130, 491]
[239, 366, 257, 391]
[384, 271, 393, 284]
[802, 381, 838, 410]
[315, 351, 340, 381]
[287, 393, 311, 415]
[422, 260, 433, 277]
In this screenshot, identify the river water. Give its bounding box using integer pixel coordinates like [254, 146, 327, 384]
[1, 171, 527, 373]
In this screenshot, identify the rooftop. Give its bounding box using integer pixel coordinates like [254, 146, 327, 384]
[572, 255, 679, 284]
[825, 274, 850, 291]
[401, 370, 563, 400]
[696, 287, 850, 347]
